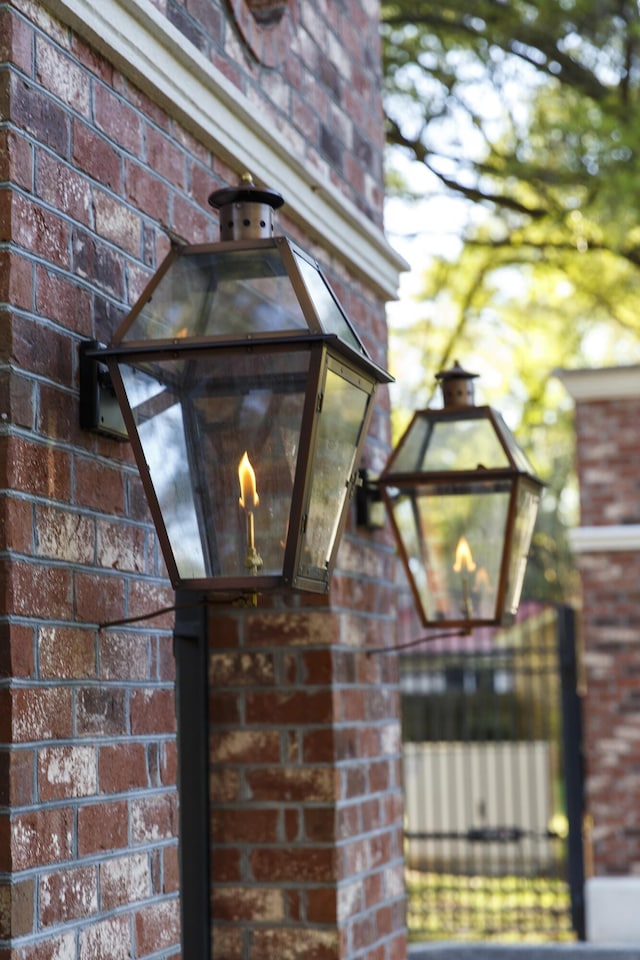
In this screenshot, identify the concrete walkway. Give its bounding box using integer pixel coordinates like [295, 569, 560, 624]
[410, 945, 640, 959]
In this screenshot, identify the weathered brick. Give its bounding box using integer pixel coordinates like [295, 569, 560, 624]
[38, 745, 97, 800]
[134, 899, 180, 956]
[39, 866, 97, 926]
[10, 75, 69, 157]
[12, 807, 74, 871]
[100, 853, 150, 910]
[78, 915, 132, 960]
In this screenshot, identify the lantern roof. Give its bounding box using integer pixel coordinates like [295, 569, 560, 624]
[106, 174, 389, 385]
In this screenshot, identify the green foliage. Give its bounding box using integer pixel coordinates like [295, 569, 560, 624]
[382, 1, 640, 603]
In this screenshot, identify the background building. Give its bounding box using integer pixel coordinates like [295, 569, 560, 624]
[559, 365, 640, 944]
[0, 0, 407, 957]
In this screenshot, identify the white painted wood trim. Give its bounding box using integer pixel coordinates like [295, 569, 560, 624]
[555, 365, 640, 401]
[43, 0, 408, 299]
[570, 525, 640, 553]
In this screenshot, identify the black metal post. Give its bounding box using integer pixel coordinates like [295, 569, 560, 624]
[557, 604, 586, 940]
[174, 591, 211, 959]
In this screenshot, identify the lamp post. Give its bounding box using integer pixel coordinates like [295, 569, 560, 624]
[376, 362, 543, 631]
[80, 174, 391, 600]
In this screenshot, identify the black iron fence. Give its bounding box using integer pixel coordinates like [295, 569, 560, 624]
[401, 605, 584, 942]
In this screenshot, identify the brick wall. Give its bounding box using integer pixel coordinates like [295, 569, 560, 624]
[570, 392, 640, 876]
[1, 0, 404, 957]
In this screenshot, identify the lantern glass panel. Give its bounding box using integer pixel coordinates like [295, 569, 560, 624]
[493, 411, 538, 474]
[390, 413, 511, 473]
[504, 478, 541, 617]
[388, 479, 512, 624]
[293, 251, 364, 354]
[116, 348, 310, 583]
[296, 362, 371, 583]
[122, 248, 309, 344]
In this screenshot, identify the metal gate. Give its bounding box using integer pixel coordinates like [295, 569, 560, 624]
[401, 605, 584, 943]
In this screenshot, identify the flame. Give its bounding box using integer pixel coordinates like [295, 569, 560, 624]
[238, 451, 259, 509]
[453, 536, 476, 573]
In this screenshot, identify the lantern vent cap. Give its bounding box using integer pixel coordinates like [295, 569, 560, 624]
[436, 360, 478, 408]
[209, 172, 284, 241]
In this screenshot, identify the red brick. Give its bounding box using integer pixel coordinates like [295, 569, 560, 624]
[134, 899, 180, 955]
[100, 853, 151, 910]
[98, 631, 150, 681]
[12, 687, 73, 743]
[74, 456, 126, 514]
[8, 561, 72, 620]
[211, 807, 279, 844]
[38, 626, 96, 680]
[307, 887, 337, 923]
[130, 793, 178, 845]
[78, 800, 128, 856]
[145, 125, 186, 190]
[35, 504, 94, 564]
[72, 119, 122, 192]
[125, 158, 170, 224]
[78, 915, 132, 959]
[11, 807, 74, 870]
[10, 194, 70, 269]
[38, 745, 97, 800]
[99, 742, 148, 793]
[251, 847, 335, 883]
[245, 690, 333, 724]
[94, 83, 143, 154]
[1, 436, 71, 501]
[0, 497, 33, 554]
[36, 151, 91, 228]
[10, 75, 69, 157]
[77, 687, 127, 737]
[0, 249, 33, 311]
[130, 688, 176, 736]
[74, 570, 126, 624]
[39, 866, 97, 926]
[0, 623, 34, 680]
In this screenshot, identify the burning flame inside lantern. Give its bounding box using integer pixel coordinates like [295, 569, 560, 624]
[453, 535, 476, 620]
[238, 451, 259, 510]
[453, 536, 476, 573]
[238, 452, 262, 573]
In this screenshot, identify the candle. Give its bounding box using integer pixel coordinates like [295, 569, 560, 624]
[453, 535, 476, 618]
[238, 451, 262, 572]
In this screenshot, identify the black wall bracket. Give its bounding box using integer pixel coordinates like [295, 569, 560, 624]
[79, 340, 128, 440]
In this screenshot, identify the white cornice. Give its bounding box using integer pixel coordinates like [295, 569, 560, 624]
[555, 365, 640, 402]
[42, 0, 408, 299]
[570, 525, 640, 553]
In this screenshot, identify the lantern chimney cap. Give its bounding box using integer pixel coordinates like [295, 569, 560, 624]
[209, 172, 285, 241]
[436, 360, 478, 408]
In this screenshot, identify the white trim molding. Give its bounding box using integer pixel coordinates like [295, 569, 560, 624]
[43, 0, 408, 299]
[555, 364, 640, 402]
[586, 876, 640, 944]
[570, 525, 640, 554]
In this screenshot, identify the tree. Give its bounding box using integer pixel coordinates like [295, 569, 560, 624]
[382, 1, 640, 603]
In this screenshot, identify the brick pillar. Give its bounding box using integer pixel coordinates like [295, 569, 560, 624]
[559, 367, 640, 942]
[208, 595, 406, 960]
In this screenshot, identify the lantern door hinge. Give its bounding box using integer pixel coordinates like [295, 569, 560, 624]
[316, 392, 324, 413]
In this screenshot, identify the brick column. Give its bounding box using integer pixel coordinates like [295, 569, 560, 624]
[558, 366, 640, 943]
[208, 595, 406, 960]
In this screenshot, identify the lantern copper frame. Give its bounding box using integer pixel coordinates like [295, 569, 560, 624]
[80, 176, 391, 599]
[374, 363, 543, 631]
